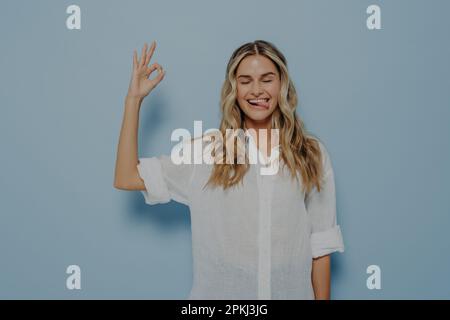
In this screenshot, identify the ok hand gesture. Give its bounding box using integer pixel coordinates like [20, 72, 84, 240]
[127, 41, 165, 100]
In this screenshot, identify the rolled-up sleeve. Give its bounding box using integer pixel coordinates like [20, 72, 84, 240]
[305, 140, 345, 259]
[136, 141, 195, 206]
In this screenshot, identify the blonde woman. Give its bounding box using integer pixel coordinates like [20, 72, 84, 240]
[114, 40, 345, 300]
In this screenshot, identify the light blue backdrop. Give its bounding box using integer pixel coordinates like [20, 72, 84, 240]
[1, 0, 449, 299]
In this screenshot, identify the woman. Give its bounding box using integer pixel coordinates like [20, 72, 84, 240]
[114, 40, 344, 300]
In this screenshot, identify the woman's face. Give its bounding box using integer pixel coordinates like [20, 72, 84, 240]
[236, 54, 281, 127]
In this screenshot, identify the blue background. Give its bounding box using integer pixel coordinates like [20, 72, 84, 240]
[1, 0, 449, 299]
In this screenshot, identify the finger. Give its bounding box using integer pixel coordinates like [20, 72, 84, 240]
[147, 64, 164, 81]
[147, 62, 161, 74]
[133, 50, 138, 69]
[149, 68, 165, 87]
[144, 41, 156, 67]
[158, 67, 166, 80]
[143, 63, 159, 79]
[140, 43, 148, 66]
[154, 65, 165, 81]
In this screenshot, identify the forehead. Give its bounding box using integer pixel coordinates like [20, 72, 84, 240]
[236, 55, 277, 76]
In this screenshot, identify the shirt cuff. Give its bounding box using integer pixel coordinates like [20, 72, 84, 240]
[136, 157, 171, 205]
[310, 225, 345, 258]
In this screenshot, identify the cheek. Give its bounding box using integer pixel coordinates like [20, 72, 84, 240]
[236, 89, 246, 107]
[237, 86, 246, 98]
[270, 84, 281, 100]
[268, 89, 278, 101]
[237, 91, 249, 104]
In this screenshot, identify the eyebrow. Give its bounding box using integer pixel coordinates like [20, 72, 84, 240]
[237, 72, 276, 79]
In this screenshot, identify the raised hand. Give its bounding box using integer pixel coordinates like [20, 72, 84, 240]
[127, 41, 165, 100]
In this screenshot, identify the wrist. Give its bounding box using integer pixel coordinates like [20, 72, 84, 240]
[125, 94, 144, 106]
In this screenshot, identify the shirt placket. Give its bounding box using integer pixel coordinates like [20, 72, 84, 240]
[255, 161, 275, 300]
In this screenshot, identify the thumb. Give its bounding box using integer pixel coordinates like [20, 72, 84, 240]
[157, 67, 165, 80]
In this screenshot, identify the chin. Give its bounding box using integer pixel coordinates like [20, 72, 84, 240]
[241, 106, 276, 122]
[244, 111, 272, 122]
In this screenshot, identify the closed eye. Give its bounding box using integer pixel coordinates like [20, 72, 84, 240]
[240, 80, 273, 84]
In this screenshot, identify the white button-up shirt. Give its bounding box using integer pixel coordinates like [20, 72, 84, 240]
[136, 133, 344, 299]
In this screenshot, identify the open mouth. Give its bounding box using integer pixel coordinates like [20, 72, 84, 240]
[247, 98, 270, 109]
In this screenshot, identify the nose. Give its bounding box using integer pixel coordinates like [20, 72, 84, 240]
[250, 82, 264, 97]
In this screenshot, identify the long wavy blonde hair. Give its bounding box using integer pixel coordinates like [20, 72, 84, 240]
[202, 40, 325, 194]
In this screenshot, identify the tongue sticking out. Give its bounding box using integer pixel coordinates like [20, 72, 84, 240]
[257, 100, 269, 108]
[250, 100, 270, 109]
